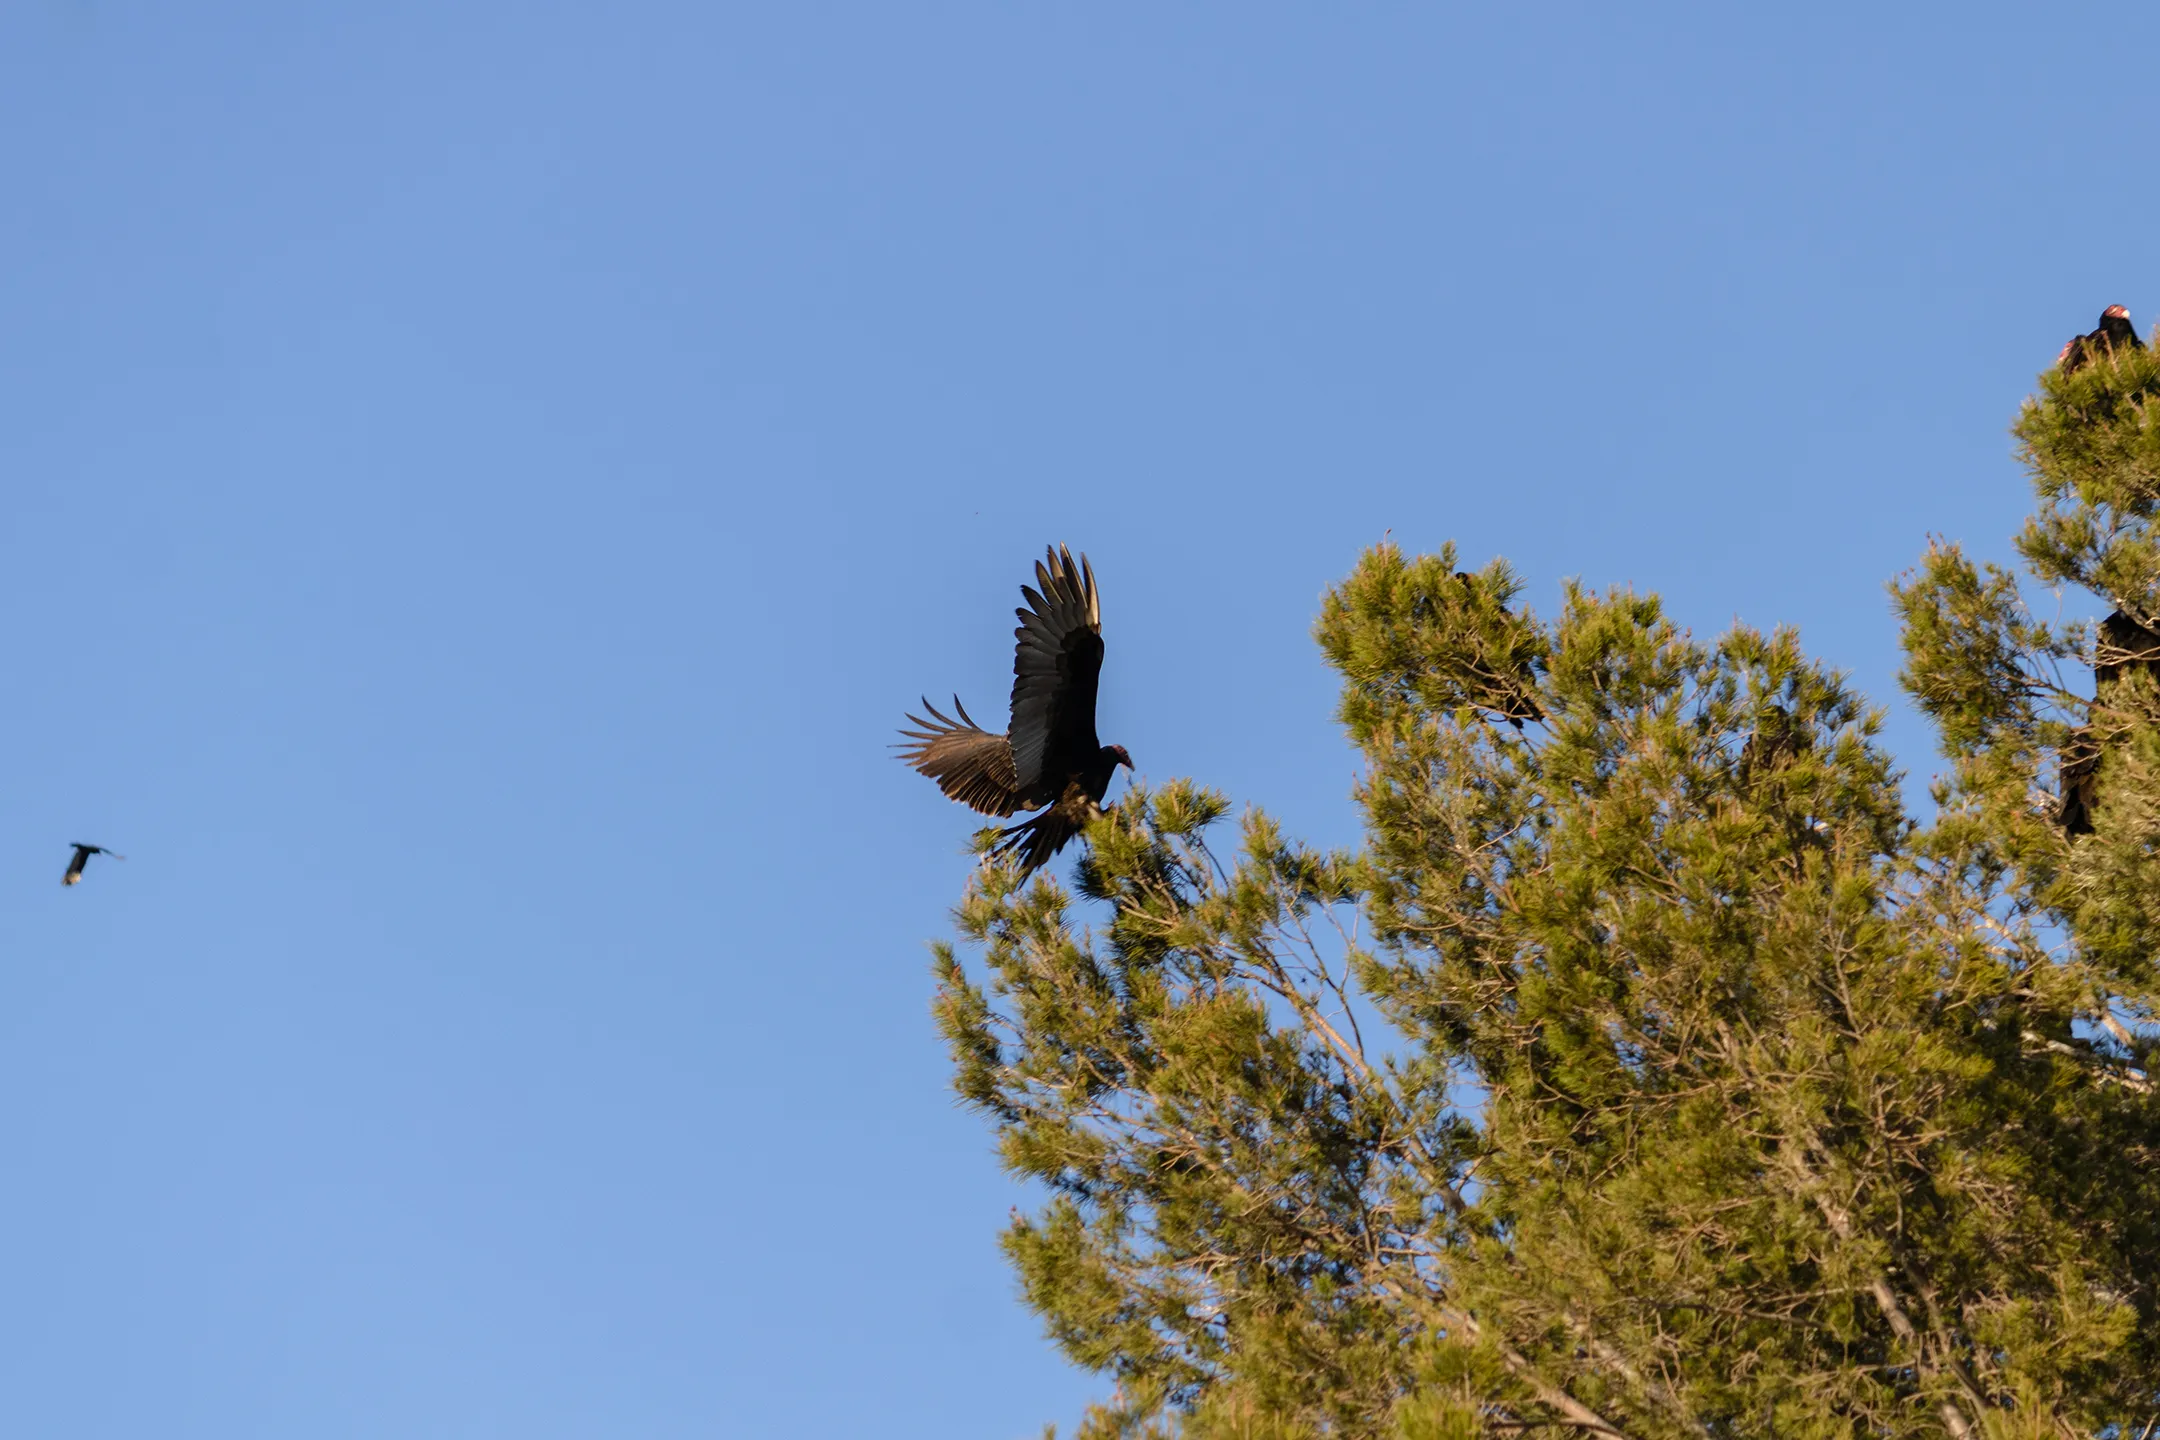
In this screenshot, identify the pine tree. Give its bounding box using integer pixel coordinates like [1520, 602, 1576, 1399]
[933, 338, 2160, 1437]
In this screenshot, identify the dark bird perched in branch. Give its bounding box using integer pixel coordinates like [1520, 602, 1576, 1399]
[898, 546, 1133, 876]
[1452, 571, 1545, 729]
[1738, 705, 1808, 785]
[2093, 610, 2160, 691]
[2059, 610, 2160, 837]
[2057, 305, 2145, 372]
[2058, 734, 2098, 838]
[62, 844, 124, 886]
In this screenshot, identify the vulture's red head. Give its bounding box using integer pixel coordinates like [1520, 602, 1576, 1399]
[1108, 745, 1134, 770]
[2104, 305, 2131, 320]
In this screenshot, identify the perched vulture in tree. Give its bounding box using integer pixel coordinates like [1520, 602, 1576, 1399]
[1452, 571, 1545, 729]
[2093, 610, 2160, 690]
[2057, 305, 2145, 372]
[898, 546, 1133, 876]
[2058, 735, 2099, 838]
[1738, 705, 1808, 785]
[62, 843, 124, 886]
[2058, 609, 2160, 837]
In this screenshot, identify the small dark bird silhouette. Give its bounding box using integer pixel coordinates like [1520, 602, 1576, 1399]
[898, 546, 1133, 876]
[63, 844, 125, 886]
[2057, 305, 2145, 372]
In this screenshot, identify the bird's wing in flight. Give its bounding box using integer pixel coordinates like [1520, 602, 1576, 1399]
[896, 697, 1024, 817]
[1006, 546, 1104, 796]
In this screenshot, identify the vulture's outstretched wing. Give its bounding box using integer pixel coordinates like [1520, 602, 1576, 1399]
[1006, 546, 1103, 797]
[896, 697, 1023, 817]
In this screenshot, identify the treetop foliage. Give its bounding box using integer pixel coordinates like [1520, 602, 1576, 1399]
[932, 333, 2160, 1437]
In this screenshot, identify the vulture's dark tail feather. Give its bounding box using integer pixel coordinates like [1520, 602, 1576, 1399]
[989, 809, 1085, 878]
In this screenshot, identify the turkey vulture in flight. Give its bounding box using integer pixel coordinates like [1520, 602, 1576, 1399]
[898, 546, 1133, 876]
[2057, 305, 2145, 372]
[62, 843, 124, 886]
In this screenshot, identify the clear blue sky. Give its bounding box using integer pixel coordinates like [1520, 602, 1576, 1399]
[0, 4, 2152, 1435]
